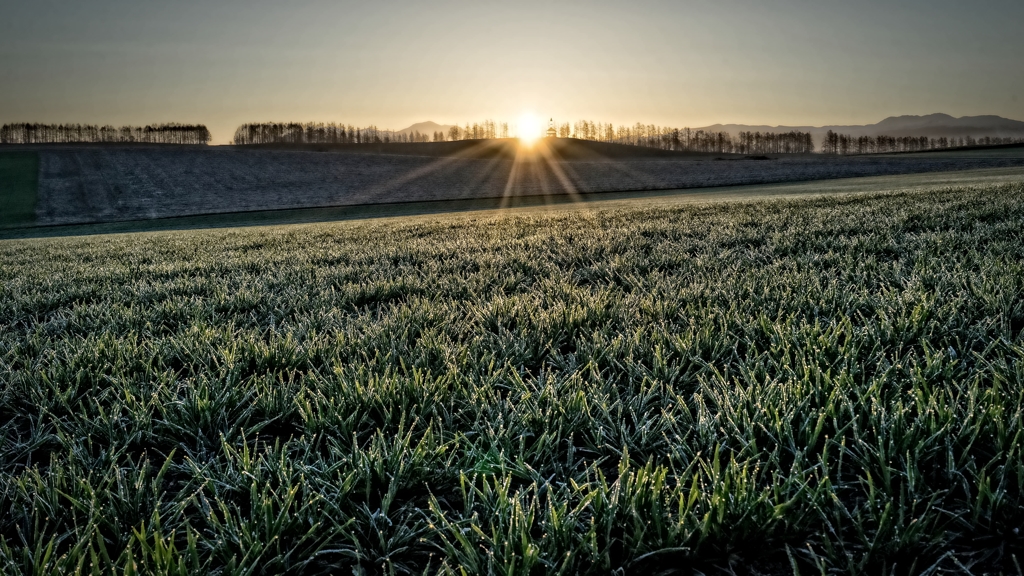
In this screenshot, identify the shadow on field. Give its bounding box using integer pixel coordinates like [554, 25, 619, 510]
[0, 151, 38, 228]
[233, 137, 725, 160]
[2, 166, 1023, 240]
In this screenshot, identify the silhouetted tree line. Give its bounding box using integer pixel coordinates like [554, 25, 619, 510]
[553, 120, 814, 154]
[235, 122, 382, 145]
[736, 131, 814, 154]
[233, 120, 511, 145]
[559, 120, 737, 153]
[230, 119, 1024, 154]
[820, 130, 1024, 155]
[232, 119, 817, 154]
[445, 120, 508, 141]
[0, 123, 211, 145]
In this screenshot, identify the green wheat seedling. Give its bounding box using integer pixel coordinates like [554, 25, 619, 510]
[1, 183, 1023, 574]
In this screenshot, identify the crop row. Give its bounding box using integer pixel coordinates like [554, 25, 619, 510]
[1, 183, 1023, 574]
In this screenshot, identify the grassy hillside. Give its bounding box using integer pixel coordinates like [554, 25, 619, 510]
[0, 152, 38, 228]
[1, 183, 1023, 574]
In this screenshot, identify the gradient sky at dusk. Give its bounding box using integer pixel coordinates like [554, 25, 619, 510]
[2, 0, 1022, 143]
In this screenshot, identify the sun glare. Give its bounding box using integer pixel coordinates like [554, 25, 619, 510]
[517, 113, 543, 145]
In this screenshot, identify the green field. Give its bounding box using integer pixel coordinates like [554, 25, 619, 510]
[0, 152, 38, 228]
[2, 182, 1023, 574]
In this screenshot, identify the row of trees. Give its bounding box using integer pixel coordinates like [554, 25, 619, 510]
[547, 120, 814, 154]
[446, 120, 509, 141]
[821, 130, 1024, 155]
[0, 123, 211, 145]
[232, 121, 514, 145]
[230, 120, 1024, 154]
[231, 119, 813, 155]
[736, 131, 815, 154]
[6, 119, 1022, 153]
[234, 122, 382, 145]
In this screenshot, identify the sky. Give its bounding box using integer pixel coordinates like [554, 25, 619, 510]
[1, 0, 1022, 144]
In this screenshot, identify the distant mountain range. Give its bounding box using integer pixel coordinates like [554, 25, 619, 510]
[396, 121, 455, 136]
[699, 114, 1024, 143]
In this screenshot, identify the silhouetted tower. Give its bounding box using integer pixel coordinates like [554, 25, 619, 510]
[546, 118, 557, 139]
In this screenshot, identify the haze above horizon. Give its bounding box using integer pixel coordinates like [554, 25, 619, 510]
[2, 0, 1022, 144]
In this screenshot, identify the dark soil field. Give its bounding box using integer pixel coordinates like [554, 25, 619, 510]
[16, 140, 1024, 226]
[234, 138, 702, 159]
[0, 152, 38, 228]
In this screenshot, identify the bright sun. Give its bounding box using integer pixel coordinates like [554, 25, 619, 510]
[517, 113, 543, 145]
